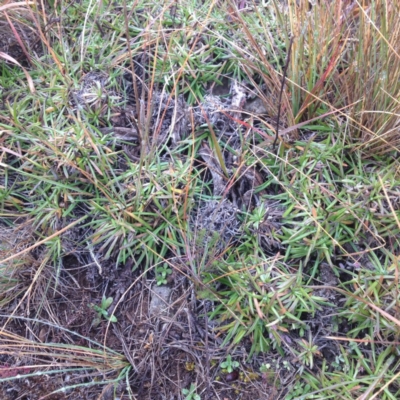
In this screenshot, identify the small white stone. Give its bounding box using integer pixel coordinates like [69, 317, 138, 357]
[149, 285, 172, 317]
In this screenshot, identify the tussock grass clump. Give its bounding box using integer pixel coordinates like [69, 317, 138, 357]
[287, 0, 400, 153]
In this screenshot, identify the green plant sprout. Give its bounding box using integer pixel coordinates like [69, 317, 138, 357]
[91, 295, 117, 326]
[296, 335, 321, 370]
[285, 381, 312, 400]
[247, 203, 268, 230]
[155, 264, 172, 286]
[182, 383, 201, 400]
[220, 355, 240, 373]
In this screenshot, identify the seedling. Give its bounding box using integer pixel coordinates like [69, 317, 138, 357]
[220, 355, 240, 373]
[296, 336, 321, 370]
[91, 295, 117, 326]
[246, 203, 268, 229]
[182, 383, 200, 400]
[155, 264, 172, 286]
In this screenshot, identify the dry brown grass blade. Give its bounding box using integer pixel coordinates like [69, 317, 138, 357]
[324, 336, 400, 346]
[342, 1, 400, 153]
[366, 370, 400, 400]
[0, 329, 128, 370]
[313, 285, 400, 329]
[285, 0, 400, 154]
[0, 216, 86, 266]
[378, 175, 400, 231]
[296, 39, 347, 121]
[0, 1, 34, 12]
[0, 51, 35, 93]
[355, 0, 400, 60]
[356, 355, 396, 400]
[228, 0, 294, 130]
[24, 5, 66, 75]
[295, 0, 347, 121]
[257, 101, 361, 147]
[3, 10, 32, 64]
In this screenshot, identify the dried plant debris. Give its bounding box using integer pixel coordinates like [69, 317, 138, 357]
[68, 67, 278, 163]
[0, 221, 35, 265]
[148, 90, 189, 147]
[198, 143, 227, 196]
[190, 197, 284, 259]
[191, 199, 241, 255]
[69, 71, 123, 113]
[193, 80, 257, 135]
[193, 94, 237, 133]
[123, 55, 150, 105]
[250, 199, 284, 250]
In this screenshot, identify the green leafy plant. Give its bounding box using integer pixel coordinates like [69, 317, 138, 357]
[246, 203, 269, 230]
[155, 264, 173, 286]
[285, 381, 312, 400]
[220, 355, 240, 374]
[296, 335, 321, 371]
[182, 383, 201, 400]
[202, 254, 328, 357]
[91, 295, 117, 326]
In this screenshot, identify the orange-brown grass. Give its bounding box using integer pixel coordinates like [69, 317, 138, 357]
[286, 0, 400, 155]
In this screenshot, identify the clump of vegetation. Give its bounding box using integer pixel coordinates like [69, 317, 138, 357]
[91, 295, 117, 326]
[220, 355, 240, 374]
